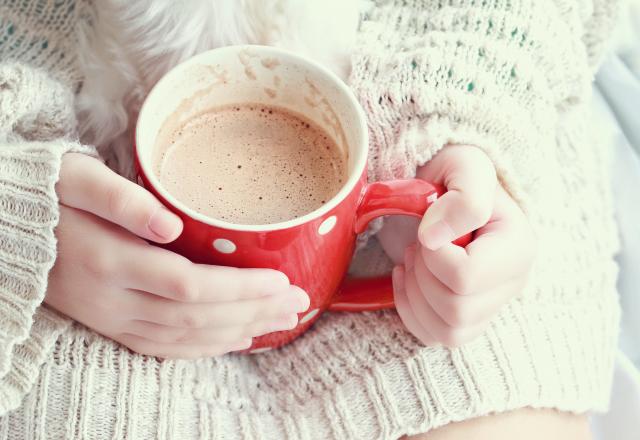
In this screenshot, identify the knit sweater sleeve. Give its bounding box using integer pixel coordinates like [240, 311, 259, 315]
[350, 0, 619, 210]
[0, 62, 96, 414]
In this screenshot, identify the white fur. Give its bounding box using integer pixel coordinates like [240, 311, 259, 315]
[76, 0, 360, 177]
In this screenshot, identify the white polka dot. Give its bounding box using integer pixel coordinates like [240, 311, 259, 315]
[137, 175, 144, 186]
[249, 347, 272, 354]
[427, 193, 438, 204]
[318, 216, 337, 235]
[299, 308, 320, 324]
[213, 238, 236, 254]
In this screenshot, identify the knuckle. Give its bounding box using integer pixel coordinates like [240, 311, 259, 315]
[83, 251, 116, 281]
[480, 156, 498, 182]
[158, 310, 179, 328]
[173, 328, 193, 343]
[463, 195, 491, 227]
[180, 312, 205, 329]
[171, 275, 199, 302]
[152, 324, 185, 343]
[465, 146, 496, 177]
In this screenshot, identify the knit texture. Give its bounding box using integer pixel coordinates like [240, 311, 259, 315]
[0, 0, 93, 90]
[0, 62, 95, 415]
[0, 1, 622, 439]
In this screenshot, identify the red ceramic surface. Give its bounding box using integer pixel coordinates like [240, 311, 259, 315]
[134, 45, 471, 353]
[137, 163, 470, 350]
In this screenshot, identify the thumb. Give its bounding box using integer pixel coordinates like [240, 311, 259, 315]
[417, 145, 497, 250]
[57, 153, 183, 242]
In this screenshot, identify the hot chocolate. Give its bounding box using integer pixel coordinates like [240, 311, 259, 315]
[153, 104, 347, 224]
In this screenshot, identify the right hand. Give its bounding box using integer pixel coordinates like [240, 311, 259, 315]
[47, 153, 310, 359]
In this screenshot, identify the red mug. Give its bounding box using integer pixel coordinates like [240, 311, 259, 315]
[135, 45, 470, 353]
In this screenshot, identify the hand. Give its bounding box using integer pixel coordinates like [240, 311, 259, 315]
[390, 145, 535, 347]
[47, 153, 310, 359]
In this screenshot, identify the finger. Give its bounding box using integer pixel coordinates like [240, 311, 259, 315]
[58, 153, 183, 243]
[404, 265, 486, 347]
[420, 188, 535, 295]
[121, 245, 300, 303]
[414, 249, 526, 327]
[416, 145, 497, 250]
[125, 313, 300, 345]
[116, 333, 252, 359]
[126, 285, 310, 329]
[392, 266, 437, 346]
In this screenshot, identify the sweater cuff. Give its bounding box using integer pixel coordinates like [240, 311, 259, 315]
[0, 141, 89, 401]
[0, 61, 97, 414]
[0, 307, 70, 415]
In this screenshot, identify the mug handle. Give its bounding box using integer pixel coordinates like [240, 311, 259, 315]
[328, 180, 472, 312]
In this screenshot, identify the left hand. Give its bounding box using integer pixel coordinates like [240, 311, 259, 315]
[390, 144, 535, 347]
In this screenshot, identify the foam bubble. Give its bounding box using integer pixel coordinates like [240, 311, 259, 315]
[154, 103, 347, 224]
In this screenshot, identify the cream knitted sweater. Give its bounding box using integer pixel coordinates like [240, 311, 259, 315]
[0, 1, 621, 439]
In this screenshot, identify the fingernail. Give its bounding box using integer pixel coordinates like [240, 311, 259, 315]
[148, 206, 182, 240]
[404, 245, 417, 270]
[231, 338, 252, 351]
[285, 287, 310, 313]
[392, 266, 404, 292]
[270, 314, 299, 332]
[420, 220, 455, 250]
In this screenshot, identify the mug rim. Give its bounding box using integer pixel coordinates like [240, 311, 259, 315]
[135, 44, 368, 232]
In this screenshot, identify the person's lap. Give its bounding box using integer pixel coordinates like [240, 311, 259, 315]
[403, 408, 591, 440]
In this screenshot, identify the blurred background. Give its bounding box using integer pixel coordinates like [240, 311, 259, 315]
[590, 0, 640, 438]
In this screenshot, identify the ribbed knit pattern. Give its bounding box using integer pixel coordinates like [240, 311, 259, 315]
[0, 62, 95, 415]
[0, 1, 622, 439]
[0, 298, 621, 439]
